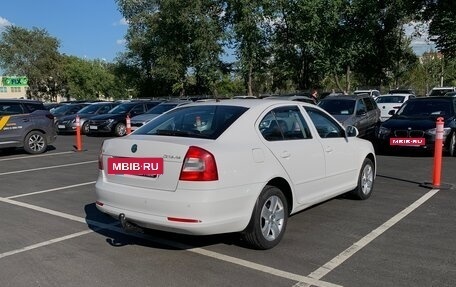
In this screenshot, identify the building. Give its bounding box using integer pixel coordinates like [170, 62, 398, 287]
[0, 76, 28, 99]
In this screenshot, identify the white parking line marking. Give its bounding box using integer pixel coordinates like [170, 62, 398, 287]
[0, 221, 120, 260]
[0, 197, 87, 223]
[0, 151, 74, 162]
[0, 196, 341, 287]
[305, 189, 439, 281]
[7, 181, 96, 199]
[0, 160, 97, 176]
[0, 230, 94, 259]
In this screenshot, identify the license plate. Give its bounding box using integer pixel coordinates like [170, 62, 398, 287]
[58, 125, 65, 129]
[390, 138, 425, 146]
[90, 125, 98, 130]
[107, 157, 164, 175]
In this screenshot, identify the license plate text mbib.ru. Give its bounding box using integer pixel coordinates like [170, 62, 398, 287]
[107, 158, 164, 175]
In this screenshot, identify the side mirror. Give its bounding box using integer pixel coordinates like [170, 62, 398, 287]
[388, 110, 396, 115]
[345, 125, 359, 137]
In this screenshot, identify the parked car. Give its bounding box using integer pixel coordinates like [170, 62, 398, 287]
[43, 102, 64, 111]
[95, 99, 376, 249]
[376, 96, 456, 156]
[0, 99, 57, 154]
[428, 87, 456, 97]
[130, 101, 190, 131]
[388, 88, 415, 95]
[87, 101, 159, 136]
[318, 94, 381, 139]
[375, 94, 415, 122]
[354, 89, 381, 99]
[55, 102, 119, 134]
[51, 103, 90, 122]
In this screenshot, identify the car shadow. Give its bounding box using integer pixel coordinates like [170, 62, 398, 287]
[83, 203, 242, 250]
[376, 174, 425, 186]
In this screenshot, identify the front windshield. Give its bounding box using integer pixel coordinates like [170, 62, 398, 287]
[318, 99, 355, 115]
[108, 103, 135, 114]
[397, 100, 452, 117]
[77, 104, 103, 114]
[135, 105, 248, 139]
[52, 104, 73, 114]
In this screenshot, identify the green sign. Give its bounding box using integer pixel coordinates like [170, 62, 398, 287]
[2, 77, 28, 86]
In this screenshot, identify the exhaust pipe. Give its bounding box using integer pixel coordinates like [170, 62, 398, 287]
[119, 213, 144, 234]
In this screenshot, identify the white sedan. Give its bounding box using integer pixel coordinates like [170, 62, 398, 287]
[96, 100, 376, 249]
[376, 93, 415, 122]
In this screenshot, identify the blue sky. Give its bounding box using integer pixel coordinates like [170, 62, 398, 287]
[0, 0, 127, 62]
[0, 1, 435, 64]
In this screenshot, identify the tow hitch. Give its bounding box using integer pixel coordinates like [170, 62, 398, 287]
[119, 213, 144, 234]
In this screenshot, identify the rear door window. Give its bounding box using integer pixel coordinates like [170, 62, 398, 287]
[259, 106, 312, 141]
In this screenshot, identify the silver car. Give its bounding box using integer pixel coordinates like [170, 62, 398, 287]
[318, 94, 381, 139]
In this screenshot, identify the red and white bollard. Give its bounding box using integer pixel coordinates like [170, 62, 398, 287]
[432, 117, 444, 187]
[74, 115, 83, 151]
[421, 116, 453, 189]
[126, 114, 132, 135]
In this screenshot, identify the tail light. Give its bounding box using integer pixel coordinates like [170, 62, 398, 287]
[179, 146, 218, 181]
[98, 144, 104, 170]
[98, 153, 104, 170]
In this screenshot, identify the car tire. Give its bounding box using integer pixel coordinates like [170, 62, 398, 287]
[23, 131, 47, 154]
[350, 158, 374, 200]
[81, 122, 90, 135]
[446, 132, 456, 157]
[242, 185, 288, 250]
[114, 122, 127, 137]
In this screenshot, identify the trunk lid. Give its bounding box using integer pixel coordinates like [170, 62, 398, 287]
[102, 135, 200, 191]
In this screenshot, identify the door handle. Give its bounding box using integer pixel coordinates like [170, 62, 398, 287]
[22, 119, 30, 122]
[325, 146, 333, 153]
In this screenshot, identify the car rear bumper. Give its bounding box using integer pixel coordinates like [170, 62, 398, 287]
[95, 175, 262, 235]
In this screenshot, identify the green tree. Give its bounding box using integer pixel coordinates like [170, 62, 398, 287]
[0, 26, 62, 101]
[422, 0, 456, 59]
[61, 56, 126, 100]
[225, 0, 271, 96]
[117, 0, 225, 97]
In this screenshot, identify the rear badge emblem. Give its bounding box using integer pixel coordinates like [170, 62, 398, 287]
[131, 144, 137, 153]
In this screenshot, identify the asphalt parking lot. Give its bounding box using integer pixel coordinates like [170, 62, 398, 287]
[1, 134, 455, 287]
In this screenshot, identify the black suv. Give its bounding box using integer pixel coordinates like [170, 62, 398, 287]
[318, 94, 381, 139]
[0, 99, 57, 154]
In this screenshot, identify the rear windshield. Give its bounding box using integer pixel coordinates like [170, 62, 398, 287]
[108, 103, 136, 114]
[376, 96, 405, 104]
[134, 105, 248, 139]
